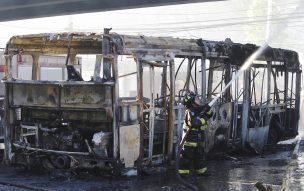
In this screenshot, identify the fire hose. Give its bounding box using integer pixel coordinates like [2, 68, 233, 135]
[175, 2, 304, 189]
[175, 39, 269, 191]
[175, 24, 272, 191]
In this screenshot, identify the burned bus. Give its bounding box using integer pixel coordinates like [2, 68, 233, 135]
[2, 29, 301, 174]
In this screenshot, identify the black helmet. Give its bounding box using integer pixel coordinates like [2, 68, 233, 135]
[183, 91, 196, 107]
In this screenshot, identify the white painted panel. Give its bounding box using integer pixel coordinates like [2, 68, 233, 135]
[120, 124, 140, 168]
[18, 65, 32, 80]
[40, 67, 63, 81]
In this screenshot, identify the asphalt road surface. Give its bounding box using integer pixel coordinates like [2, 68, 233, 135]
[0, 144, 295, 191]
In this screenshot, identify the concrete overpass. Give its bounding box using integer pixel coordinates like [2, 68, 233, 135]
[0, 0, 224, 22]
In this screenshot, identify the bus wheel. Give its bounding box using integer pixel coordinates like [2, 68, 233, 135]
[267, 128, 279, 145]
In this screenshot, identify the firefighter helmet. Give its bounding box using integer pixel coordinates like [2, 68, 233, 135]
[183, 91, 197, 106]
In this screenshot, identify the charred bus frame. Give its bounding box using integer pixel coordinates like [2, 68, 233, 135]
[2, 29, 301, 173]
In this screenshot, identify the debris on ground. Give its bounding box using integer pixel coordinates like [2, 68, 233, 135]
[122, 169, 137, 177]
[254, 181, 273, 191]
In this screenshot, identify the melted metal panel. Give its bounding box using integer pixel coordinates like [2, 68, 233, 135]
[11, 83, 59, 107]
[248, 126, 269, 152]
[206, 102, 233, 152]
[8, 81, 113, 109]
[61, 83, 112, 108]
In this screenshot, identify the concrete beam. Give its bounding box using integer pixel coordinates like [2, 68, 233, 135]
[0, 0, 224, 22]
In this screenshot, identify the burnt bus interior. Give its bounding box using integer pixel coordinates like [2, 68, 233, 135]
[198, 40, 301, 152]
[2, 29, 301, 174]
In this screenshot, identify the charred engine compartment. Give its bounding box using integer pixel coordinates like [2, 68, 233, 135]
[6, 81, 116, 172]
[15, 117, 113, 171]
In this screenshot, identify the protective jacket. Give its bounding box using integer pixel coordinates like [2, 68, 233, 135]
[178, 105, 213, 175]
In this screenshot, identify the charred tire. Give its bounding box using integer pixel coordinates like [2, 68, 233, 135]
[111, 160, 122, 177]
[0, 150, 2, 163]
[54, 155, 71, 169]
[267, 128, 279, 145]
[267, 116, 281, 145]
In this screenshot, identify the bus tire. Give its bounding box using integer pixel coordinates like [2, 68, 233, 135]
[267, 127, 279, 145]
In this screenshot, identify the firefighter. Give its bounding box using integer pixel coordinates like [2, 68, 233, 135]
[178, 91, 213, 177]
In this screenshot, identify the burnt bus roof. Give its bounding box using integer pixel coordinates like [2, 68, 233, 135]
[5, 32, 300, 69]
[198, 39, 300, 69]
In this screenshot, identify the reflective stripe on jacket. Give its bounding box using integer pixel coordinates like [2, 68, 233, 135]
[184, 109, 208, 131]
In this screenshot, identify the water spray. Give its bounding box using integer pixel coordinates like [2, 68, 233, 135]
[176, 3, 304, 190]
[208, 1, 303, 107]
[208, 42, 269, 107]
